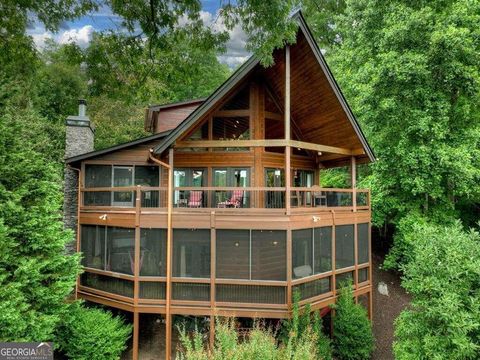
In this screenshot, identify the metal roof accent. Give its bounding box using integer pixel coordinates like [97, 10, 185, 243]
[65, 130, 171, 164]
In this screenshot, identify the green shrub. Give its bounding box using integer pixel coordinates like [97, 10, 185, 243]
[333, 283, 374, 360]
[56, 302, 132, 360]
[394, 222, 480, 360]
[177, 316, 328, 360]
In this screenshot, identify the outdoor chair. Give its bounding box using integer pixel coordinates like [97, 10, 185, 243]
[188, 190, 203, 208]
[218, 189, 244, 208]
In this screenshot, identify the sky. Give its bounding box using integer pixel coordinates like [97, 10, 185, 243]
[27, 1, 250, 68]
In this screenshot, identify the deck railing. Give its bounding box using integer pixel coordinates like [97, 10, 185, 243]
[81, 186, 370, 211]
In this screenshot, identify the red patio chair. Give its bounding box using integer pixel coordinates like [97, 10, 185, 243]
[188, 190, 203, 208]
[218, 189, 244, 208]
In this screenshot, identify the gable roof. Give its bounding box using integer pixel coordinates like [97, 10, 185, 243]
[153, 10, 375, 162]
[65, 130, 171, 165]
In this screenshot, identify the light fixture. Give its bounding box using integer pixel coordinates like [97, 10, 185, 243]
[273, 241, 278, 246]
[317, 151, 322, 156]
[313, 216, 319, 223]
[99, 214, 107, 221]
[235, 242, 239, 247]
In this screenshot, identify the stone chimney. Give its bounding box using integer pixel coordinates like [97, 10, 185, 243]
[64, 100, 94, 249]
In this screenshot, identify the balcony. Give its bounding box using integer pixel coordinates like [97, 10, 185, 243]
[80, 186, 370, 212]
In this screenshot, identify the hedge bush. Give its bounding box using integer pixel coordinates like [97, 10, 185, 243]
[56, 302, 132, 360]
[333, 283, 374, 360]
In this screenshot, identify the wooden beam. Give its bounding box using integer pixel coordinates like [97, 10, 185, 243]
[175, 139, 355, 156]
[214, 109, 250, 117]
[285, 45, 291, 141]
[351, 156, 357, 212]
[289, 140, 353, 156]
[265, 111, 283, 121]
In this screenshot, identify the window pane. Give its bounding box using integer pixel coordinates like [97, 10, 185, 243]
[173, 229, 210, 278]
[113, 166, 133, 187]
[314, 227, 332, 273]
[251, 230, 286, 281]
[357, 223, 369, 264]
[212, 116, 250, 151]
[220, 86, 249, 110]
[135, 166, 159, 186]
[358, 268, 369, 283]
[140, 229, 166, 276]
[85, 165, 111, 188]
[81, 225, 106, 270]
[335, 225, 355, 269]
[336, 271, 353, 290]
[216, 230, 249, 280]
[107, 227, 135, 275]
[292, 229, 313, 279]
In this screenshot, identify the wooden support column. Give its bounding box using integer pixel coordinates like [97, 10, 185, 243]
[351, 156, 357, 212]
[286, 228, 292, 310]
[165, 148, 174, 360]
[132, 186, 141, 360]
[210, 213, 216, 349]
[368, 221, 373, 322]
[285, 45, 291, 215]
[133, 311, 139, 360]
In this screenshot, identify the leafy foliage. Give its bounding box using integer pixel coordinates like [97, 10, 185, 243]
[394, 222, 480, 359]
[0, 109, 81, 341]
[305, 0, 480, 269]
[177, 317, 325, 360]
[56, 302, 132, 360]
[332, 283, 374, 360]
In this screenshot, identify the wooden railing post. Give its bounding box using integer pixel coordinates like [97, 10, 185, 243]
[285, 45, 291, 215]
[351, 156, 357, 212]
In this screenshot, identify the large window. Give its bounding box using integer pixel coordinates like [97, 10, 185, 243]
[84, 165, 160, 206]
[216, 230, 286, 281]
[335, 225, 354, 269]
[173, 229, 210, 278]
[213, 168, 250, 207]
[357, 223, 369, 264]
[292, 227, 332, 279]
[140, 229, 166, 276]
[173, 168, 206, 207]
[81, 225, 135, 275]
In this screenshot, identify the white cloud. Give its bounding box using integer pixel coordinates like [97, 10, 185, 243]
[58, 25, 94, 47]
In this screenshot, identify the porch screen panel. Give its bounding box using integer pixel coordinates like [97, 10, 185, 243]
[107, 227, 135, 275]
[80, 273, 133, 298]
[314, 227, 332, 274]
[84, 165, 111, 205]
[173, 229, 210, 278]
[335, 225, 354, 269]
[357, 223, 369, 264]
[216, 230, 249, 279]
[140, 229, 166, 276]
[251, 230, 286, 281]
[336, 271, 354, 289]
[292, 229, 313, 279]
[80, 225, 106, 270]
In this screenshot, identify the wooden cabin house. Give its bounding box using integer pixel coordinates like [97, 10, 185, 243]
[64, 11, 374, 360]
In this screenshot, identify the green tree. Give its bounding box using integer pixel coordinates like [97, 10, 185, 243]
[332, 283, 374, 360]
[394, 222, 480, 360]
[304, 0, 480, 269]
[0, 109, 81, 341]
[56, 302, 132, 360]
